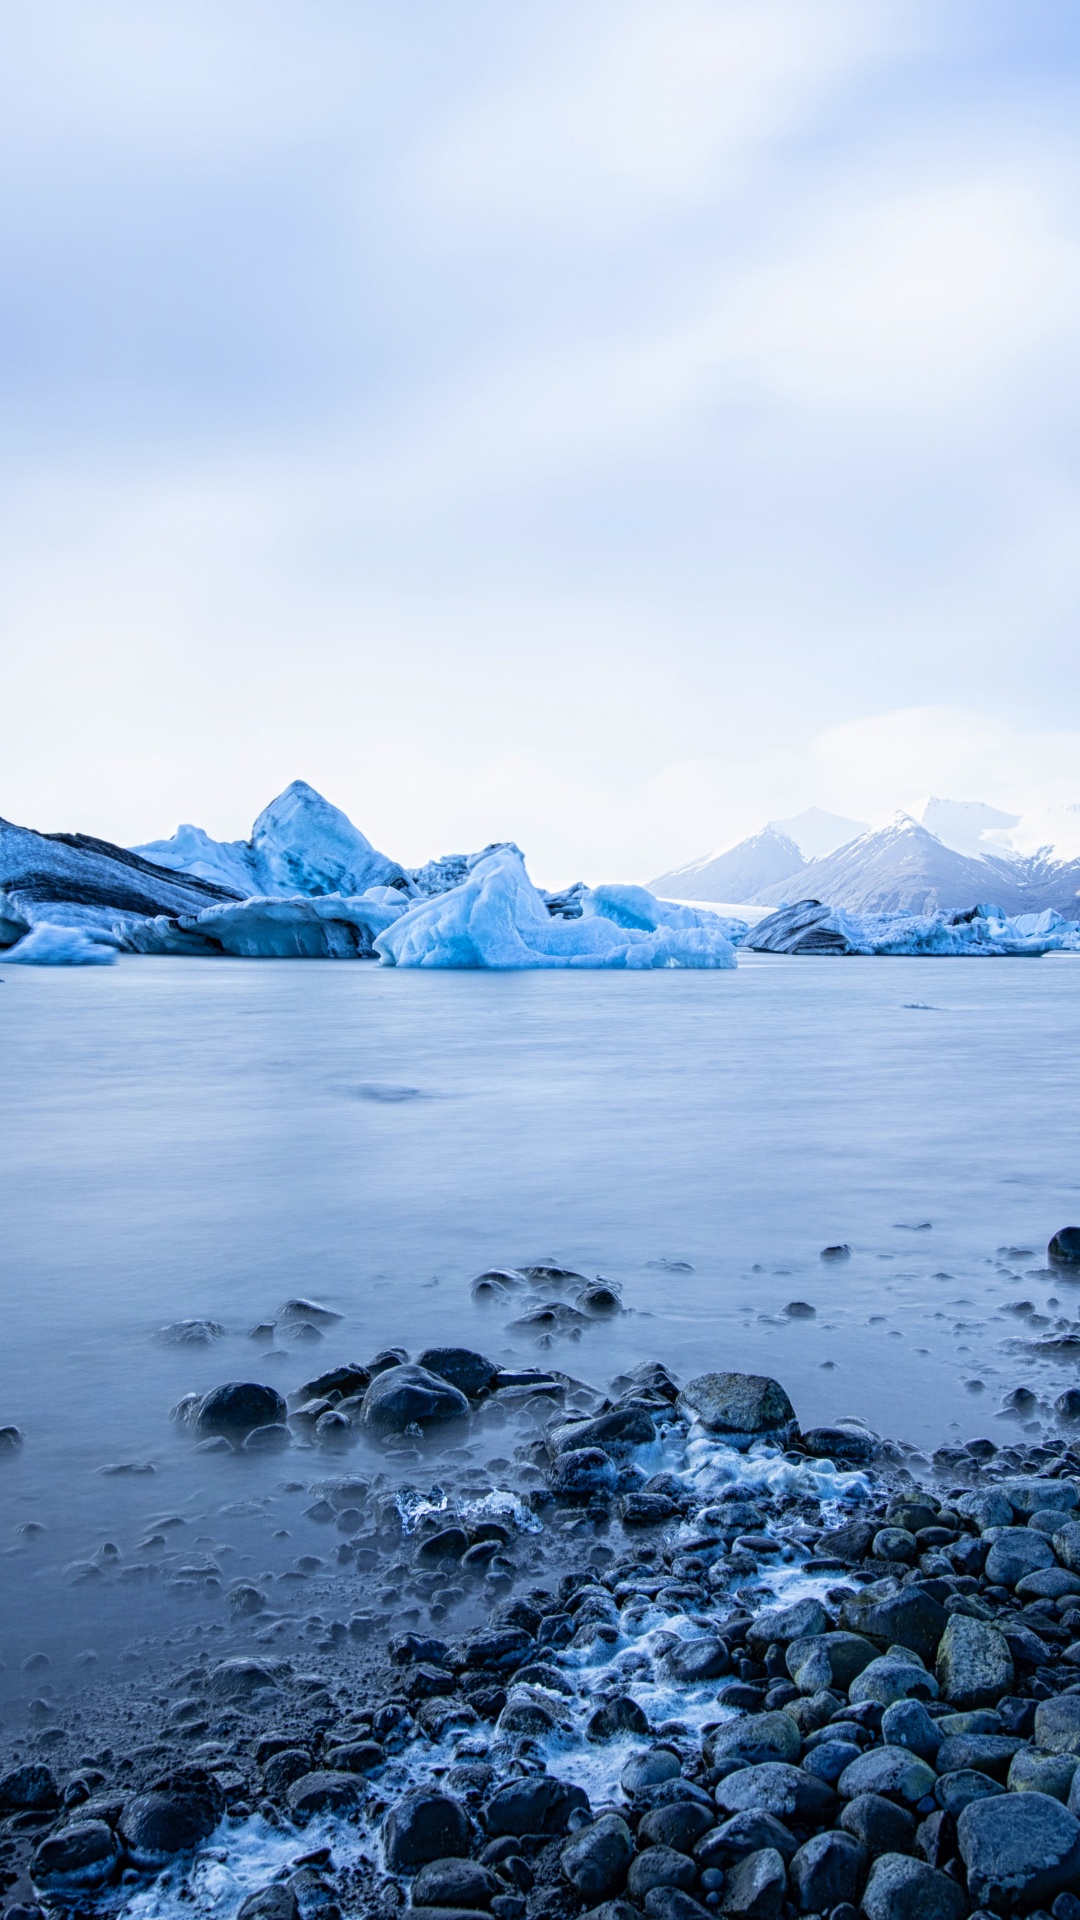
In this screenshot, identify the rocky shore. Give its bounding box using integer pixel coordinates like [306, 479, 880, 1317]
[8, 1259, 1080, 1919]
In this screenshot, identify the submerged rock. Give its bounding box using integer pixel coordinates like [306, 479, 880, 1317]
[676, 1372, 796, 1441]
[195, 1381, 287, 1438]
[361, 1364, 470, 1434]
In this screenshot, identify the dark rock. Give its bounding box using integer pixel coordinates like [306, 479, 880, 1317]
[119, 1769, 226, 1870]
[195, 1381, 286, 1437]
[1035, 1697, 1080, 1756]
[0, 1765, 59, 1811]
[643, 1895, 712, 1920]
[324, 1741, 385, 1774]
[714, 1764, 834, 1823]
[663, 1639, 731, 1684]
[705, 1714, 801, 1769]
[385, 1790, 471, 1871]
[1050, 1228, 1080, 1265]
[837, 1749, 936, 1807]
[622, 1750, 682, 1794]
[417, 1531, 469, 1565]
[848, 1653, 937, 1708]
[587, 1695, 650, 1741]
[391, 1632, 451, 1666]
[627, 1846, 698, 1897]
[636, 1802, 716, 1853]
[293, 1364, 370, 1403]
[676, 1374, 796, 1441]
[715, 1846, 786, 1918]
[860, 1852, 966, 1920]
[369, 1346, 408, 1374]
[206, 1658, 280, 1701]
[561, 1815, 634, 1899]
[801, 1427, 877, 1464]
[746, 1599, 829, 1658]
[786, 1631, 876, 1694]
[838, 1795, 916, 1857]
[818, 1521, 875, 1563]
[984, 1528, 1054, 1586]
[788, 1831, 865, 1913]
[801, 1740, 862, 1785]
[412, 1859, 501, 1909]
[483, 1776, 590, 1837]
[262, 1749, 313, 1795]
[551, 1450, 618, 1501]
[286, 1770, 361, 1819]
[418, 1349, 499, 1399]
[934, 1734, 1022, 1781]
[933, 1770, 1004, 1816]
[30, 1820, 120, 1893]
[461, 1627, 535, 1671]
[621, 1493, 679, 1527]
[881, 1699, 941, 1761]
[935, 1614, 1014, 1710]
[547, 1408, 657, 1456]
[839, 1588, 946, 1667]
[361, 1365, 469, 1434]
[697, 1814, 798, 1867]
[959, 1790, 1080, 1911]
[237, 1888, 301, 1920]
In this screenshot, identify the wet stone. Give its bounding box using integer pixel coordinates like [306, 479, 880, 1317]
[412, 1859, 502, 1909]
[627, 1845, 698, 1898]
[716, 1845, 786, 1919]
[959, 1790, 1080, 1912]
[860, 1852, 966, 1920]
[561, 1814, 634, 1900]
[385, 1789, 471, 1871]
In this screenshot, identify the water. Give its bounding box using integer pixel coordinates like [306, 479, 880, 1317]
[2, 950, 1079, 1683]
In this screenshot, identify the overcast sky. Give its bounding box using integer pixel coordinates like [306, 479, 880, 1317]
[2, 1, 1079, 884]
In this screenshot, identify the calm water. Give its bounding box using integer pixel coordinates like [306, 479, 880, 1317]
[1, 952, 1079, 1680]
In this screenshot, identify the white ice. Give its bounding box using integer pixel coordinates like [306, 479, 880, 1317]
[374, 851, 738, 970]
[2, 923, 119, 966]
[135, 780, 402, 899]
[748, 898, 1080, 956]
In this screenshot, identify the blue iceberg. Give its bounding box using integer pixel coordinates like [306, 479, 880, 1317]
[745, 898, 1080, 956]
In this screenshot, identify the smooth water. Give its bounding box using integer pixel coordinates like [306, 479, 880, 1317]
[1, 952, 1079, 1683]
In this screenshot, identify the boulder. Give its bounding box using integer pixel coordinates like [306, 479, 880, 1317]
[880, 1698, 941, 1761]
[677, 1373, 796, 1442]
[644, 1895, 712, 1920]
[1008, 1750, 1077, 1801]
[0, 1764, 59, 1811]
[627, 1847, 698, 1898]
[418, 1348, 499, 1399]
[839, 1588, 946, 1667]
[1050, 1227, 1080, 1264]
[697, 1813, 798, 1867]
[663, 1638, 730, 1684]
[996, 1477, 1078, 1516]
[237, 1889, 300, 1920]
[849, 1653, 938, 1708]
[838, 1795, 915, 1857]
[801, 1425, 876, 1463]
[933, 1770, 1004, 1816]
[860, 1852, 966, 1920]
[1035, 1696, 1080, 1756]
[935, 1613, 1015, 1710]
[561, 1815, 634, 1899]
[716, 1846, 786, 1918]
[30, 1821, 120, 1893]
[119, 1769, 226, 1870]
[958, 1789, 1080, 1911]
[384, 1790, 470, 1871]
[587, 1696, 650, 1742]
[621, 1750, 682, 1794]
[705, 1714, 801, 1769]
[801, 1740, 862, 1785]
[206, 1658, 280, 1702]
[714, 1764, 834, 1823]
[548, 1407, 657, 1455]
[836, 1748, 936, 1807]
[636, 1803, 715, 1853]
[413, 1859, 501, 1909]
[286, 1771, 361, 1819]
[984, 1528, 1054, 1587]
[788, 1830, 865, 1912]
[786, 1631, 876, 1695]
[1054, 1523, 1080, 1573]
[551, 1449, 618, 1500]
[934, 1734, 1022, 1781]
[483, 1775, 590, 1837]
[361, 1365, 469, 1434]
[195, 1381, 286, 1437]
[745, 1599, 829, 1658]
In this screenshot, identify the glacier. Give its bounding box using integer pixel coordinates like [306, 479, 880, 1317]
[745, 898, 1080, 957]
[374, 850, 739, 970]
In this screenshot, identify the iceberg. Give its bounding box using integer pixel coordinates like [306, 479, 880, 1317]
[135, 780, 404, 899]
[129, 889, 410, 960]
[0, 814, 240, 949]
[745, 898, 1080, 956]
[3, 923, 120, 966]
[373, 849, 738, 970]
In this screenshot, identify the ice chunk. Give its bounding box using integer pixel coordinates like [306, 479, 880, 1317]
[125, 892, 410, 960]
[745, 898, 1080, 957]
[135, 780, 403, 898]
[374, 851, 737, 970]
[3, 924, 119, 966]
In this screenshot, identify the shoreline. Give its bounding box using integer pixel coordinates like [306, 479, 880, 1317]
[7, 1333, 1080, 1918]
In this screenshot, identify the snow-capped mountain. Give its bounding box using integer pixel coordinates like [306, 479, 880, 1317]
[919, 797, 1021, 857]
[753, 813, 1080, 917]
[767, 806, 870, 860]
[649, 826, 807, 903]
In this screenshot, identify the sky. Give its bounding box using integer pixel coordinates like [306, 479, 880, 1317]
[2, 0, 1080, 886]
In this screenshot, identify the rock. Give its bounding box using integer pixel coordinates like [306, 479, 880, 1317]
[244, 1423, 291, 1452]
[934, 1734, 1022, 1781]
[818, 1521, 875, 1562]
[323, 1741, 385, 1774]
[561, 1815, 634, 1899]
[155, 1319, 226, 1346]
[483, 1776, 590, 1837]
[849, 1653, 938, 1708]
[551, 1449, 618, 1501]
[1036, 1696, 1080, 1755]
[119, 1769, 226, 1870]
[839, 1589, 946, 1667]
[1016, 1567, 1080, 1600]
[880, 1699, 941, 1761]
[637, 1803, 716, 1853]
[417, 1529, 469, 1564]
[801, 1740, 862, 1785]
[959, 1790, 1080, 1911]
[677, 1373, 796, 1442]
[872, 1528, 918, 1563]
[643, 1895, 711, 1920]
[622, 1492, 679, 1526]
[294, 1363, 370, 1402]
[788, 1831, 865, 1913]
[622, 1750, 682, 1794]
[361, 1365, 469, 1434]
[1054, 1523, 1080, 1572]
[746, 1599, 829, 1657]
[0, 1764, 59, 1811]
[627, 1847, 698, 1898]
[0, 1424, 25, 1454]
[461, 1627, 534, 1671]
[385, 1790, 470, 1871]
[418, 1349, 499, 1399]
[984, 1528, 1055, 1586]
[786, 1632, 876, 1695]
[194, 1381, 287, 1437]
[801, 1426, 876, 1463]
[998, 1477, 1079, 1517]
[286, 1771, 361, 1819]
[714, 1765, 834, 1823]
[716, 1847, 786, 1918]
[1050, 1228, 1080, 1264]
[206, 1658, 280, 1701]
[837, 1749, 937, 1807]
[413, 1860, 501, 1909]
[237, 1888, 301, 1920]
[547, 1408, 657, 1456]
[860, 1852, 966, 1920]
[1008, 1750, 1077, 1801]
[263, 1749, 314, 1796]
[839, 1795, 915, 1857]
[705, 1714, 801, 1769]
[934, 1614, 1014, 1710]
[30, 1820, 120, 1893]
[956, 1490, 1014, 1531]
[587, 1696, 650, 1741]
[663, 1638, 730, 1684]
[934, 1770, 1004, 1816]
[698, 1813, 798, 1866]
